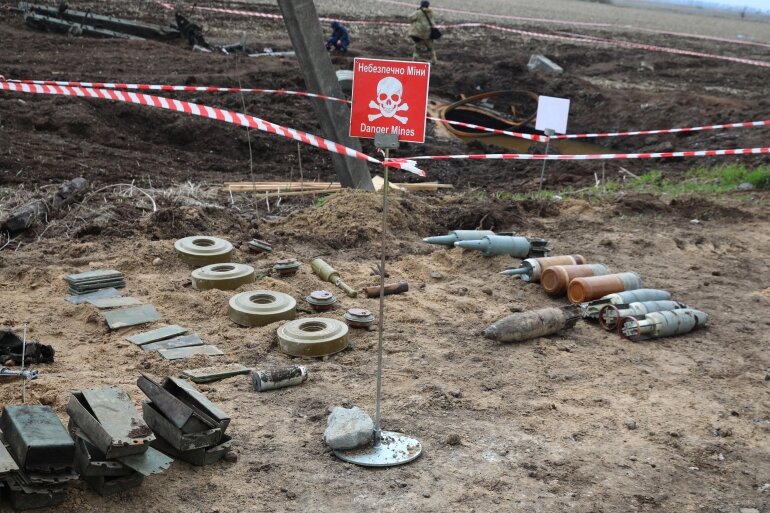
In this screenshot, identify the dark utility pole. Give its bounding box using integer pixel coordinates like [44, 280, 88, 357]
[276, 0, 374, 190]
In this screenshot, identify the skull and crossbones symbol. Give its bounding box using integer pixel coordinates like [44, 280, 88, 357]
[368, 76, 409, 124]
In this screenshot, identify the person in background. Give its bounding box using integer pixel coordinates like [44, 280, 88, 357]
[408, 0, 437, 64]
[326, 21, 350, 52]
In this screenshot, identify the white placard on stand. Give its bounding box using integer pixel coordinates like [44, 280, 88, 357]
[536, 96, 570, 134]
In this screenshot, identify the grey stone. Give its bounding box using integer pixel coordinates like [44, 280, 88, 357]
[324, 406, 373, 450]
[625, 419, 637, 430]
[527, 54, 563, 74]
[739, 509, 759, 513]
[737, 182, 755, 190]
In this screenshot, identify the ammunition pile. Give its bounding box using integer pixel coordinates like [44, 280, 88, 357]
[138, 375, 233, 466]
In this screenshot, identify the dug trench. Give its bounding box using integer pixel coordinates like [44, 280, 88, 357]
[0, 0, 769, 511]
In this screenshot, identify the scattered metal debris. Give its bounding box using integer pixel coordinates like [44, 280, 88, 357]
[527, 54, 563, 74]
[311, 258, 357, 298]
[483, 306, 581, 343]
[277, 318, 349, 357]
[174, 236, 233, 267]
[305, 290, 337, 311]
[0, 368, 39, 380]
[252, 365, 308, 392]
[343, 308, 376, 329]
[228, 291, 297, 327]
[364, 282, 409, 298]
[102, 304, 161, 330]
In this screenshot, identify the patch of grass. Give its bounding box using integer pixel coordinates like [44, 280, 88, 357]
[488, 163, 770, 203]
[313, 195, 329, 208]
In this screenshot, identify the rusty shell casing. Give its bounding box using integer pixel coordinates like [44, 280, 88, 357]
[482, 306, 580, 343]
[501, 255, 586, 282]
[599, 300, 687, 332]
[252, 365, 308, 392]
[620, 308, 708, 341]
[541, 264, 609, 296]
[364, 281, 409, 298]
[567, 272, 642, 304]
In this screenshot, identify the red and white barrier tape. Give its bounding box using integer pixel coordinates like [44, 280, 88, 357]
[151, 2, 770, 68]
[551, 120, 770, 140]
[390, 147, 770, 162]
[8, 78, 770, 143]
[6, 79, 349, 103]
[0, 81, 424, 176]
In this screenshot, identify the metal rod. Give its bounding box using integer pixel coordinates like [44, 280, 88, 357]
[538, 138, 551, 192]
[21, 323, 28, 404]
[373, 149, 390, 446]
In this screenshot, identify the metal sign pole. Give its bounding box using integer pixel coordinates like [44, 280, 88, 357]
[334, 134, 422, 467]
[538, 128, 555, 192]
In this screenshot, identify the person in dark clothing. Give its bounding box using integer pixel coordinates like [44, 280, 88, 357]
[326, 21, 350, 52]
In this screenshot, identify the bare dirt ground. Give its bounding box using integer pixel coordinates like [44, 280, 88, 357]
[0, 0, 769, 512]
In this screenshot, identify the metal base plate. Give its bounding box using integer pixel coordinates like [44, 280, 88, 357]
[333, 431, 421, 467]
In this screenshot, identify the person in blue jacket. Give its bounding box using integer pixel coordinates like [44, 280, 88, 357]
[326, 21, 350, 52]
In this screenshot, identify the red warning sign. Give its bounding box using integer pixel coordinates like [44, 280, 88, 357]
[349, 58, 430, 144]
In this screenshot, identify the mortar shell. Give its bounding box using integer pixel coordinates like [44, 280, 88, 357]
[228, 290, 297, 327]
[567, 272, 642, 304]
[541, 264, 609, 296]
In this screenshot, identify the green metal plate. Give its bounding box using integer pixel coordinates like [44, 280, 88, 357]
[87, 297, 142, 309]
[141, 334, 202, 353]
[158, 345, 223, 360]
[126, 325, 187, 346]
[181, 364, 251, 384]
[103, 305, 161, 330]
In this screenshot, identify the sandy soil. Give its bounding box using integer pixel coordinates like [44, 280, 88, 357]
[0, 0, 769, 512]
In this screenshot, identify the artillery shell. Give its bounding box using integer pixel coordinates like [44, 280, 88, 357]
[541, 264, 609, 297]
[567, 272, 642, 304]
[482, 306, 580, 343]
